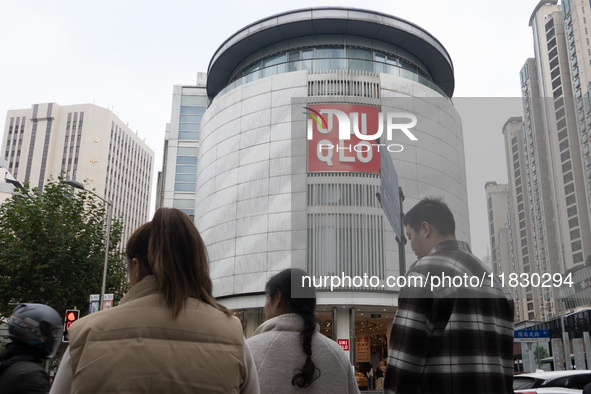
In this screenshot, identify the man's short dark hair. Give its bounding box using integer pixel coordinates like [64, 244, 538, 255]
[403, 197, 455, 236]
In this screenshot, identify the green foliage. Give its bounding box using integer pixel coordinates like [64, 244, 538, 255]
[0, 175, 129, 318]
[534, 345, 549, 365]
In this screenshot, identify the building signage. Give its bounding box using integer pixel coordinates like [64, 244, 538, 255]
[379, 145, 402, 238]
[356, 336, 371, 363]
[88, 294, 100, 314]
[575, 278, 591, 292]
[307, 104, 381, 173]
[514, 329, 550, 342]
[338, 339, 350, 351]
[102, 293, 114, 310]
[305, 103, 418, 174]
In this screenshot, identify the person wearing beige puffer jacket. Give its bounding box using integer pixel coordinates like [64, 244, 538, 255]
[50, 208, 259, 394]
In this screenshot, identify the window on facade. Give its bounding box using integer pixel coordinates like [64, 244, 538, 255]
[566, 205, 577, 218]
[175, 155, 197, 192]
[347, 48, 373, 72]
[315, 47, 345, 71]
[181, 96, 208, 106]
[572, 240, 582, 252]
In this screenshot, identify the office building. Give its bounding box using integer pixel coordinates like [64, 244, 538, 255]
[156, 73, 207, 218]
[1, 103, 154, 243]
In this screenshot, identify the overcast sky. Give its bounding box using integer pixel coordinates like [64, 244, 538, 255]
[0, 0, 543, 259]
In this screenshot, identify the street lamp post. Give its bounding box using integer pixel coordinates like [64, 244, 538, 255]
[66, 180, 112, 311]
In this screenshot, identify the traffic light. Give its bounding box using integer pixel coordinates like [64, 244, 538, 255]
[62, 309, 80, 342]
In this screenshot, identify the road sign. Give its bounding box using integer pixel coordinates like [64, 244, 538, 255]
[89, 294, 100, 314]
[379, 147, 401, 239]
[514, 329, 550, 342]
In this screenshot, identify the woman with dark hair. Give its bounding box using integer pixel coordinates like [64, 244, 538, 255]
[246, 268, 359, 393]
[50, 208, 259, 393]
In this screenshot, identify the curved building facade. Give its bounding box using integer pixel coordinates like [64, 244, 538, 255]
[194, 8, 469, 372]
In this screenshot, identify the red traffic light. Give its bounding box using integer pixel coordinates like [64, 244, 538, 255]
[62, 309, 80, 343]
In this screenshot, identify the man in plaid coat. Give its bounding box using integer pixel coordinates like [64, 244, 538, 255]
[384, 198, 514, 394]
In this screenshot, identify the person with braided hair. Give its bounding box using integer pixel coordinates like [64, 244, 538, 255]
[247, 268, 359, 394]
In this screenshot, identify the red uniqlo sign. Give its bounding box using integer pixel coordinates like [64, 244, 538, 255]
[307, 104, 381, 173]
[338, 339, 350, 351]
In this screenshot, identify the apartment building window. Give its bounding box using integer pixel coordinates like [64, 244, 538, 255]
[572, 240, 582, 252]
[565, 204, 578, 219]
[569, 217, 579, 228]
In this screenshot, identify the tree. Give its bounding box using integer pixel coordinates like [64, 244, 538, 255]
[534, 345, 549, 366]
[0, 175, 129, 318]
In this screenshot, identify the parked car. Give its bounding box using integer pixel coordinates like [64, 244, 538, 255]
[514, 370, 591, 393]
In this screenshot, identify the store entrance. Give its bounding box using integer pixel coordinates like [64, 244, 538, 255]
[314, 305, 396, 391]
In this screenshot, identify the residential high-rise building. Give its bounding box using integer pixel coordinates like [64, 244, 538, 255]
[527, 0, 591, 272]
[1, 102, 154, 243]
[491, 0, 591, 322]
[159, 8, 470, 369]
[485, 181, 520, 321]
[156, 73, 207, 218]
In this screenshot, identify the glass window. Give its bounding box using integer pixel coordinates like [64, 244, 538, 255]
[316, 47, 344, 58]
[348, 48, 372, 72]
[178, 147, 199, 155]
[288, 52, 300, 72]
[175, 174, 197, 182]
[302, 49, 313, 59]
[301, 50, 313, 71]
[181, 96, 208, 106]
[330, 58, 346, 71]
[179, 132, 199, 140]
[176, 156, 197, 165]
[244, 62, 261, 75]
[315, 58, 331, 71]
[176, 165, 197, 174]
[180, 115, 203, 123]
[174, 183, 195, 192]
[180, 106, 206, 115]
[262, 54, 285, 68]
[179, 123, 200, 132]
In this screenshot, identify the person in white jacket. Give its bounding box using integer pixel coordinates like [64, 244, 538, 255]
[246, 269, 359, 394]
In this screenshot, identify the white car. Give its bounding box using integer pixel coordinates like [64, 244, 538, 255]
[514, 370, 591, 393]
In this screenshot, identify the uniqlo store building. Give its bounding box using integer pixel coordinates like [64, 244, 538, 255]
[193, 7, 470, 376]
